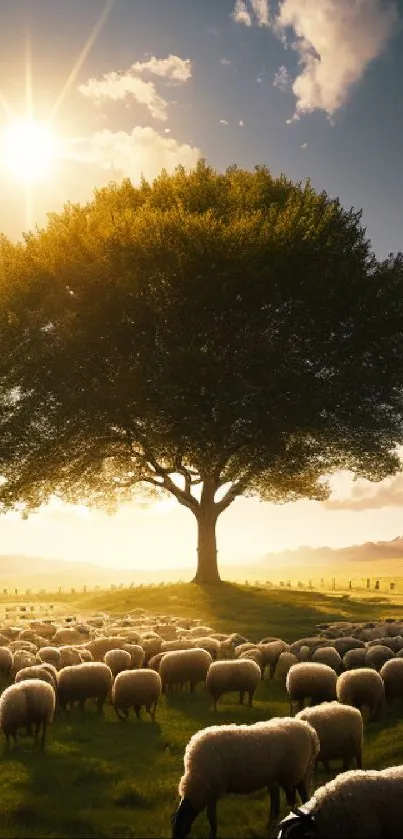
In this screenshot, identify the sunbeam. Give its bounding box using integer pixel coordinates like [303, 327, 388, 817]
[50, 0, 117, 122]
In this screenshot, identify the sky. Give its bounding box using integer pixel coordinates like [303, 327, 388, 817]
[0, 0, 403, 572]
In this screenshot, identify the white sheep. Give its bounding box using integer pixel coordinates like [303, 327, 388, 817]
[15, 665, 57, 691]
[365, 644, 395, 671]
[379, 657, 403, 705]
[104, 649, 132, 678]
[112, 670, 162, 722]
[172, 717, 320, 838]
[122, 643, 145, 668]
[275, 652, 299, 683]
[206, 659, 261, 711]
[336, 668, 384, 721]
[343, 648, 367, 670]
[258, 640, 289, 679]
[0, 646, 13, 676]
[312, 647, 344, 674]
[38, 646, 62, 670]
[296, 701, 363, 774]
[0, 679, 55, 748]
[57, 662, 113, 712]
[160, 648, 212, 694]
[277, 765, 403, 838]
[286, 663, 337, 714]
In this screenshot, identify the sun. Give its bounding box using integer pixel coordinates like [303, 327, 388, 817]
[0, 119, 56, 182]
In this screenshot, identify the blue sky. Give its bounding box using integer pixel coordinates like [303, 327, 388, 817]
[0, 0, 403, 570]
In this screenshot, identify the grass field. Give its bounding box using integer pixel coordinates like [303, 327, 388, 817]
[1, 582, 403, 838]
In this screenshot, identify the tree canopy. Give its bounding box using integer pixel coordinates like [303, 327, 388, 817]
[0, 160, 403, 582]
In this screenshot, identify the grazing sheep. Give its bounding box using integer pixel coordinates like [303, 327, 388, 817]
[259, 640, 289, 679]
[0, 679, 55, 748]
[312, 647, 344, 674]
[57, 662, 113, 712]
[11, 650, 37, 675]
[296, 702, 363, 773]
[104, 649, 132, 678]
[0, 647, 13, 676]
[333, 637, 366, 657]
[15, 664, 57, 691]
[112, 670, 162, 722]
[277, 765, 403, 838]
[336, 668, 384, 721]
[206, 659, 261, 711]
[191, 638, 221, 660]
[160, 649, 212, 694]
[379, 658, 403, 704]
[53, 627, 84, 646]
[38, 646, 62, 670]
[172, 717, 320, 838]
[239, 648, 265, 676]
[86, 636, 128, 661]
[275, 652, 299, 683]
[122, 643, 145, 668]
[59, 646, 82, 668]
[365, 644, 395, 671]
[343, 648, 367, 671]
[148, 652, 166, 673]
[234, 643, 256, 657]
[286, 664, 337, 714]
[9, 640, 37, 654]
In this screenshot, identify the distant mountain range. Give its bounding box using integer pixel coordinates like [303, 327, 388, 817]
[1, 536, 403, 591]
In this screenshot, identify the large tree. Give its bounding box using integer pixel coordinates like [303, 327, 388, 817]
[0, 162, 403, 583]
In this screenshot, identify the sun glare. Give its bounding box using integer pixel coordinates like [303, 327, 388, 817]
[0, 119, 56, 181]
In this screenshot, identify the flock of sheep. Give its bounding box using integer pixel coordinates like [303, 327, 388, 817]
[0, 610, 403, 837]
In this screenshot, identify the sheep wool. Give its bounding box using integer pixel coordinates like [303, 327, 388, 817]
[336, 668, 384, 721]
[38, 646, 62, 670]
[365, 645, 395, 671]
[160, 648, 212, 694]
[15, 665, 57, 691]
[0, 646, 13, 675]
[57, 662, 113, 712]
[275, 652, 299, 683]
[278, 766, 403, 839]
[286, 663, 337, 714]
[112, 670, 162, 721]
[296, 702, 363, 773]
[312, 647, 344, 674]
[104, 649, 132, 678]
[0, 679, 55, 748]
[343, 648, 367, 671]
[379, 657, 403, 704]
[206, 659, 261, 711]
[173, 717, 320, 839]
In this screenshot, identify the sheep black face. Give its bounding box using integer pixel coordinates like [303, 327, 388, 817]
[277, 808, 317, 838]
[171, 798, 198, 839]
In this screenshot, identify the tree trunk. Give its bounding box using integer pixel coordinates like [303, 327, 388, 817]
[192, 476, 221, 584]
[193, 508, 221, 584]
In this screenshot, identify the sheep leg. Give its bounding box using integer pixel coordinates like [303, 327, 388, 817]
[356, 747, 362, 770]
[79, 699, 85, 713]
[206, 800, 217, 839]
[96, 697, 104, 713]
[269, 662, 276, 680]
[322, 760, 332, 774]
[115, 707, 128, 722]
[247, 689, 254, 707]
[134, 705, 141, 720]
[239, 690, 245, 705]
[147, 702, 157, 722]
[296, 781, 308, 804]
[268, 783, 280, 822]
[41, 722, 47, 749]
[33, 722, 40, 746]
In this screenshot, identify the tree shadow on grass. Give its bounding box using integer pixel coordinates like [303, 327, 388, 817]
[192, 581, 403, 642]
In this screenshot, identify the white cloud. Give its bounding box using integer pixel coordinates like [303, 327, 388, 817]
[274, 0, 398, 119]
[78, 54, 192, 120]
[78, 72, 168, 120]
[233, 0, 398, 119]
[220, 58, 232, 66]
[67, 126, 201, 183]
[131, 54, 192, 82]
[232, 0, 270, 26]
[220, 119, 229, 125]
[273, 64, 292, 91]
[239, 119, 244, 126]
[232, 0, 252, 26]
[301, 141, 307, 148]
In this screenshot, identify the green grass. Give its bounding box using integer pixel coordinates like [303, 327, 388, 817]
[1, 582, 403, 838]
